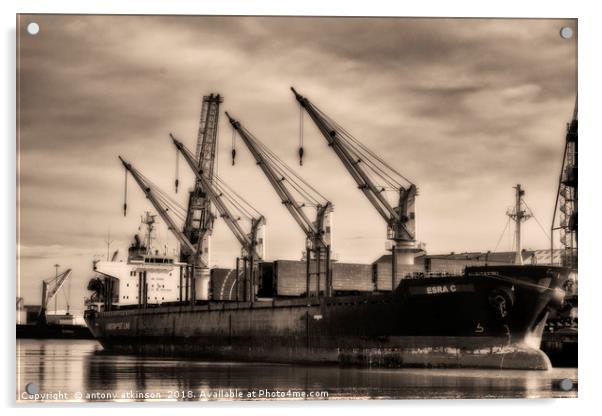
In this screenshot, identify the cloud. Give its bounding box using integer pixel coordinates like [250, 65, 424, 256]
[17, 15, 577, 307]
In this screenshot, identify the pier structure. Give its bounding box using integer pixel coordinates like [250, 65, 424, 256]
[551, 102, 578, 269]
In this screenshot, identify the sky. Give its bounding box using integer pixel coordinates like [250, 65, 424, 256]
[16, 15, 577, 310]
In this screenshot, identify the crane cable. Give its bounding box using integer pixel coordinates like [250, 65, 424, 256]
[492, 216, 511, 253]
[299, 105, 304, 166]
[258, 141, 321, 206]
[312, 104, 414, 187]
[214, 175, 263, 219]
[522, 198, 552, 242]
[234, 125, 328, 207]
[123, 169, 128, 216]
[134, 169, 188, 223]
[174, 149, 180, 193]
[231, 127, 237, 166]
[214, 180, 253, 221]
[253, 131, 327, 204]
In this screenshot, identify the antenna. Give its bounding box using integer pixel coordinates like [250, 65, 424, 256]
[140, 211, 157, 255]
[104, 227, 114, 261]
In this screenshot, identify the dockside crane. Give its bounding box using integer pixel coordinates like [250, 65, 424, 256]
[120, 156, 202, 302]
[121, 156, 197, 256]
[551, 100, 578, 269]
[291, 87, 419, 290]
[180, 94, 223, 277]
[226, 112, 334, 298]
[39, 268, 72, 325]
[172, 134, 265, 302]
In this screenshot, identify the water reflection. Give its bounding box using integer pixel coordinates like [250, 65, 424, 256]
[17, 340, 577, 402]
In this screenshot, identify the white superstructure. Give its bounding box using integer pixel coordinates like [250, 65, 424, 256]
[94, 255, 185, 306]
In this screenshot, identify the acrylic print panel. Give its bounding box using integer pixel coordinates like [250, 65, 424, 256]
[16, 15, 577, 402]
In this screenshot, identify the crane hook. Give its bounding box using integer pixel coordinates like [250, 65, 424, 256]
[299, 103, 304, 166]
[231, 127, 237, 165]
[123, 169, 128, 216]
[175, 149, 180, 193]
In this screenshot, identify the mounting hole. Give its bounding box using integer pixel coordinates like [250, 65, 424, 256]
[559, 378, 573, 391]
[560, 26, 573, 40]
[25, 383, 39, 394]
[26, 22, 40, 35]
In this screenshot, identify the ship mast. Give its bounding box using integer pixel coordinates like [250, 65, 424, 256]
[140, 212, 157, 255]
[507, 184, 531, 265]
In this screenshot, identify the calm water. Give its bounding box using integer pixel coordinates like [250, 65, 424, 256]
[17, 339, 577, 402]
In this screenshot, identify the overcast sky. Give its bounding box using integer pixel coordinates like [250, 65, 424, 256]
[17, 15, 576, 309]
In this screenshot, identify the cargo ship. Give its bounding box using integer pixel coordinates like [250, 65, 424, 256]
[84, 90, 575, 370]
[85, 262, 569, 370]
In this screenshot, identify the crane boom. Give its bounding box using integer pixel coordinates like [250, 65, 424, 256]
[172, 134, 264, 259]
[226, 111, 333, 298]
[39, 268, 72, 324]
[225, 112, 330, 247]
[291, 87, 416, 244]
[182, 94, 223, 266]
[119, 156, 197, 257]
[41, 268, 72, 311]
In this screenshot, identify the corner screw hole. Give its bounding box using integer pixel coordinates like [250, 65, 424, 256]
[559, 378, 573, 391]
[25, 383, 39, 394]
[560, 27, 573, 40]
[27, 22, 40, 36]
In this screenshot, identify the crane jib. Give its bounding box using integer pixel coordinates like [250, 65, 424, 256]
[171, 135, 263, 260]
[291, 87, 415, 243]
[225, 112, 325, 243]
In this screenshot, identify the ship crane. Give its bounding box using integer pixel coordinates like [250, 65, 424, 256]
[225, 112, 334, 298]
[120, 156, 197, 256]
[180, 94, 223, 271]
[39, 268, 72, 325]
[120, 156, 205, 302]
[172, 134, 265, 302]
[291, 87, 419, 290]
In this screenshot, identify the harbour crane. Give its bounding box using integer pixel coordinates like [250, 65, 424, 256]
[172, 134, 265, 302]
[39, 268, 72, 325]
[291, 87, 419, 290]
[225, 112, 334, 298]
[179, 94, 222, 276]
[120, 156, 201, 301]
[551, 100, 577, 269]
[121, 156, 197, 256]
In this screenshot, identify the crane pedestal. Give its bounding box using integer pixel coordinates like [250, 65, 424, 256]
[195, 267, 211, 301]
[390, 242, 422, 291]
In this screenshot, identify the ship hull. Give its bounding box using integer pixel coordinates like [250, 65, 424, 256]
[16, 323, 93, 340]
[85, 266, 569, 370]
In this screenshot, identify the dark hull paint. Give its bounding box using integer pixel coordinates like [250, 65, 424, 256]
[17, 324, 93, 339]
[85, 266, 570, 370]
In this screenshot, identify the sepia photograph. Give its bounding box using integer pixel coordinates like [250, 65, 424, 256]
[15, 14, 577, 402]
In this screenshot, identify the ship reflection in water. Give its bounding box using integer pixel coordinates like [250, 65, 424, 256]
[17, 339, 577, 402]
